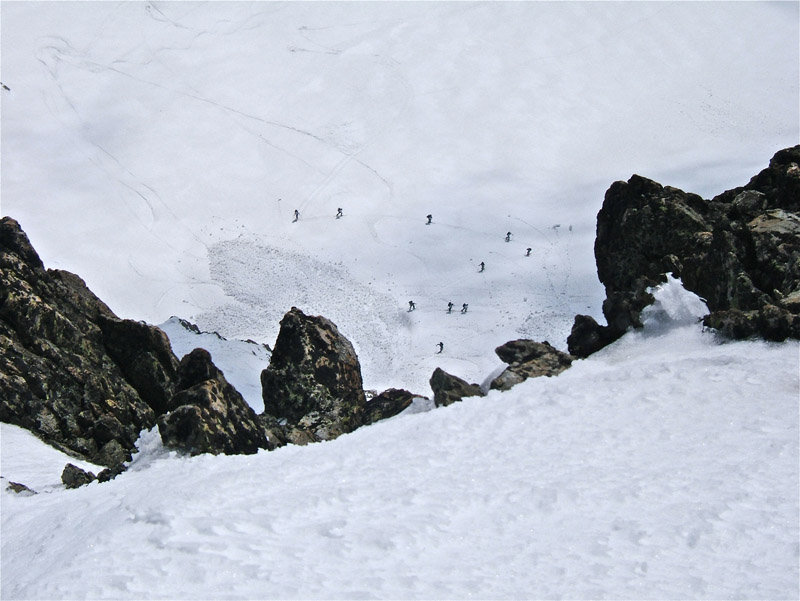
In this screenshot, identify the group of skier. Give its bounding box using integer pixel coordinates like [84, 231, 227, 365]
[292, 207, 344, 221]
[410, 300, 469, 314]
[290, 206, 550, 355]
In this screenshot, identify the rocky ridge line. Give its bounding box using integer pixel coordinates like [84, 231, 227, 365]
[2, 145, 798, 488]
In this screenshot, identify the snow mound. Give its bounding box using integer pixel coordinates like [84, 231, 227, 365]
[641, 274, 709, 332]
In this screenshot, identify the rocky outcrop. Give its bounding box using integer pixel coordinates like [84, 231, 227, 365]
[429, 368, 484, 407]
[569, 145, 800, 356]
[0, 217, 180, 466]
[490, 340, 574, 391]
[364, 388, 420, 424]
[158, 348, 272, 456]
[5, 480, 37, 496]
[260, 307, 367, 443]
[61, 463, 96, 489]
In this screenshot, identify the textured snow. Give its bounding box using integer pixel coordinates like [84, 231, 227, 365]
[2, 294, 798, 599]
[1, 2, 799, 599]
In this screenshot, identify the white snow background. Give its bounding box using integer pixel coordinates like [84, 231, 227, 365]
[1, 1, 799, 599]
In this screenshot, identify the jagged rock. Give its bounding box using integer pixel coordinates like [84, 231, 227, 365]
[364, 388, 420, 424]
[0, 217, 180, 465]
[61, 463, 96, 489]
[567, 314, 612, 359]
[98, 315, 178, 416]
[490, 340, 574, 391]
[158, 348, 271, 456]
[568, 280, 656, 358]
[574, 145, 800, 356]
[430, 367, 484, 407]
[6, 481, 36, 495]
[703, 304, 800, 341]
[97, 464, 127, 483]
[260, 307, 367, 442]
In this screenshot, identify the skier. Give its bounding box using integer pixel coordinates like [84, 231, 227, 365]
[293, 209, 300, 222]
[526, 248, 532, 257]
[336, 208, 343, 219]
[505, 231, 512, 242]
[479, 261, 485, 272]
[461, 303, 468, 313]
[447, 302, 454, 313]
[436, 342, 444, 354]
[426, 214, 433, 225]
[408, 300, 416, 312]
[0, 82, 9, 92]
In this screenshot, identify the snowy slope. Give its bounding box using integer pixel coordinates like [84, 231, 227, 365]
[158, 316, 271, 412]
[1, 4, 799, 598]
[2, 1, 798, 392]
[2, 281, 798, 599]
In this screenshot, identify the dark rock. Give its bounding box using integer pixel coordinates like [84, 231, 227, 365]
[429, 367, 484, 408]
[703, 305, 800, 342]
[595, 175, 710, 294]
[490, 340, 574, 391]
[6, 481, 36, 495]
[97, 464, 127, 483]
[158, 348, 272, 456]
[364, 388, 421, 424]
[97, 315, 178, 416]
[260, 307, 367, 442]
[0, 217, 181, 465]
[61, 463, 96, 489]
[583, 145, 800, 354]
[568, 314, 614, 359]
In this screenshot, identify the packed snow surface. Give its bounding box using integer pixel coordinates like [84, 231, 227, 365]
[3, 284, 799, 599]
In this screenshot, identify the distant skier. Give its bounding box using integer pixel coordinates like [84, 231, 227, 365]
[336, 208, 343, 219]
[505, 232, 512, 242]
[436, 342, 444, 354]
[426, 214, 433, 225]
[478, 261, 485, 272]
[293, 209, 300, 222]
[526, 248, 532, 257]
[461, 303, 468, 313]
[408, 300, 416, 312]
[447, 301, 454, 313]
[0, 82, 9, 92]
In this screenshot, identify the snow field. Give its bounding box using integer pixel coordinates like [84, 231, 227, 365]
[2, 284, 798, 599]
[2, 1, 797, 395]
[1, 2, 799, 599]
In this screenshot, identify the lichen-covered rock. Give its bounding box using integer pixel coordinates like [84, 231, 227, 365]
[61, 463, 96, 489]
[490, 340, 574, 391]
[158, 348, 271, 456]
[260, 307, 367, 442]
[575, 145, 800, 355]
[0, 217, 180, 466]
[429, 368, 484, 408]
